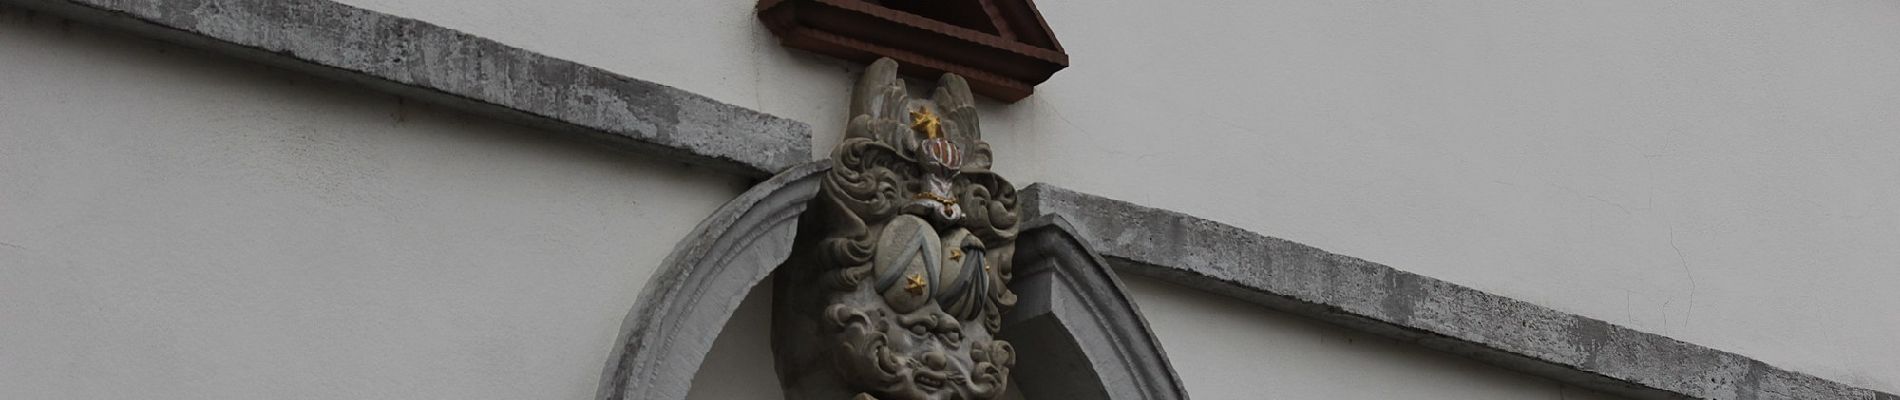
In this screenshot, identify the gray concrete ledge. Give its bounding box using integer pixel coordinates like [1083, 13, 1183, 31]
[1021, 183, 1897, 400]
[2, 0, 811, 177]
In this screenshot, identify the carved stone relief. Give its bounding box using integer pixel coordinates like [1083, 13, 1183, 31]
[774, 58, 1021, 400]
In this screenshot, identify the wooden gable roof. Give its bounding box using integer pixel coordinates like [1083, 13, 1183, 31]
[758, 0, 1070, 102]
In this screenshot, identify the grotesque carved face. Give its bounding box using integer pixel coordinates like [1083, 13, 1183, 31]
[788, 58, 1020, 400]
[824, 216, 1013, 400]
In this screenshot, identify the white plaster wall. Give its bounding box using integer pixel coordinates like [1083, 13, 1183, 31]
[323, 0, 1900, 392]
[982, 2, 1900, 393]
[0, 13, 747, 399]
[7, 0, 1896, 398]
[1119, 276, 1628, 400]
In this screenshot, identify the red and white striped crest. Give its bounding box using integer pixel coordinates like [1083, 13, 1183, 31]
[920, 138, 962, 171]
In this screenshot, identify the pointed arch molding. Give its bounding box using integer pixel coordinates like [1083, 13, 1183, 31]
[597, 162, 1188, 400]
[598, 162, 826, 400]
[1007, 216, 1191, 399]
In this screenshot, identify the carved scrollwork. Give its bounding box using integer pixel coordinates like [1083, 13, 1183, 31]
[779, 58, 1022, 400]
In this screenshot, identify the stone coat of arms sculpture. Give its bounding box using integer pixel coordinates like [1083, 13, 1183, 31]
[774, 58, 1021, 400]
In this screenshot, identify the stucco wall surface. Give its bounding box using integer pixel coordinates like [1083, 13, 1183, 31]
[1119, 276, 1630, 400]
[0, 13, 746, 399]
[322, 0, 1900, 393]
[980, 2, 1900, 393]
[7, 0, 1897, 398]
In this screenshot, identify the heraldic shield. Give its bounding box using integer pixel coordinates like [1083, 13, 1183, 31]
[772, 58, 1022, 400]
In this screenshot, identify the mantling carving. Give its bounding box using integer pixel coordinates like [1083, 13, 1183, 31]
[775, 58, 1021, 400]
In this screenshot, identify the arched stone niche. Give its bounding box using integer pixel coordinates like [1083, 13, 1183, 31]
[596, 162, 1187, 400]
[1004, 215, 1187, 399]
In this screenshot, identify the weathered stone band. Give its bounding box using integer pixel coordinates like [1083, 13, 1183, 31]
[0, 0, 812, 177]
[1021, 183, 1898, 400]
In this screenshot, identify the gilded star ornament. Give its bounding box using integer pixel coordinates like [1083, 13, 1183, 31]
[904, 274, 928, 295]
[910, 108, 943, 139]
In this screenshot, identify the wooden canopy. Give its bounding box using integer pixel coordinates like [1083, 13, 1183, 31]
[758, 0, 1070, 102]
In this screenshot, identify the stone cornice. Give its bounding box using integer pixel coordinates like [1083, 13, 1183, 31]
[1022, 183, 1897, 400]
[1, 0, 812, 178]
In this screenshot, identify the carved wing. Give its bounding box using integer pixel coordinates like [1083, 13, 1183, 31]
[847, 58, 914, 150]
[932, 74, 991, 171]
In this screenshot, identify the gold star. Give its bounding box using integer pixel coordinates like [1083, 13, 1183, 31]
[904, 274, 928, 295]
[910, 108, 943, 139]
[948, 249, 963, 262]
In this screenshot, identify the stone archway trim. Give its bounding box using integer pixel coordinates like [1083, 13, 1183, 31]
[1018, 183, 1896, 400]
[1009, 215, 1190, 400]
[598, 162, 825, 400]
[598, 162, 1194, 400]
